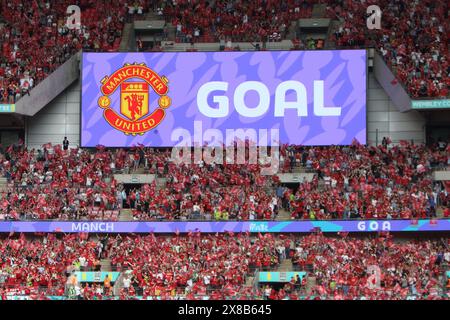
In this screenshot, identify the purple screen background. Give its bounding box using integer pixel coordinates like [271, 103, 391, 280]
[81, 50, 366, 147]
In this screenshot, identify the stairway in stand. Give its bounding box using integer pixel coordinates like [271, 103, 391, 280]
[312, 4, 327, 18]
[291, 166, 315, 173]
[0, 177, 9, 192]
[276, 258, 316, 295]
[119, 209, 134, 221]
[277, 258, 294, 272]
[305, 276, 317, 295]
[100, 258, 112, 272]
[131, 167, 146, 174]
[245, 274, 256, 288]
[145, 11, 164, 21]
[155, 177, 167, 190]
[276, 209, 292, 220]
[119, 23, 134, 51]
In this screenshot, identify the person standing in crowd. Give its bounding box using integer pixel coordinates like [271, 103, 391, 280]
[104, 275, 111, 296]
[133, 151, 140, 171]
[122, 274, 132, 293]
[437, 137, 447, 151]
[263, 285, 271, 300]
[63, 137, 69, 151]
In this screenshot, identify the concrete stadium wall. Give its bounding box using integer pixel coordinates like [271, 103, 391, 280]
[276, 173, 315, 183]
[16, 53, 80, 117]
[25, 81, 81, 150]
[367, 73, 425, 145]
[433, 171, 450, 181]
[113, 174, 156, 184]
[25, 71, 426, 150]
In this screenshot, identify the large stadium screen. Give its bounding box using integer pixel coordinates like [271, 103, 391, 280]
[81, 50, 367, 147]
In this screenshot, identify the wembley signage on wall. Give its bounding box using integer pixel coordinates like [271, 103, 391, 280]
[81, 50, 367, 147]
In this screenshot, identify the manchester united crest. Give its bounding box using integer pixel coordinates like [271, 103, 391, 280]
[97, 63, 171, 135]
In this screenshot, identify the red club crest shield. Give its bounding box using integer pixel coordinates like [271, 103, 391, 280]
[97, 63, 172, 136]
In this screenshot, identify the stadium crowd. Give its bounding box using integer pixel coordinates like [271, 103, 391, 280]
[0, 142, 279, 221]
[109, 232, 278, 299]
[0, 0, 134, 103]
[164, 0, 449, 97]
[279, 141, 449, 220]
[1, 0, 448, 103]
[0, 233, 448, 300]
[263, 233, 449, 300]
[0, 233, 101, 297]
[128, 154, 280, 221]
[163, 0, 313, 43]
[0, 232, 279, 299]
[0, 139, 448, 221]
[328, 0, 449, 98]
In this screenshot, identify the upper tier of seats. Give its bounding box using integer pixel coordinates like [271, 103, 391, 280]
[0, 0, 448, 103]
[0, 140, 448, 221]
